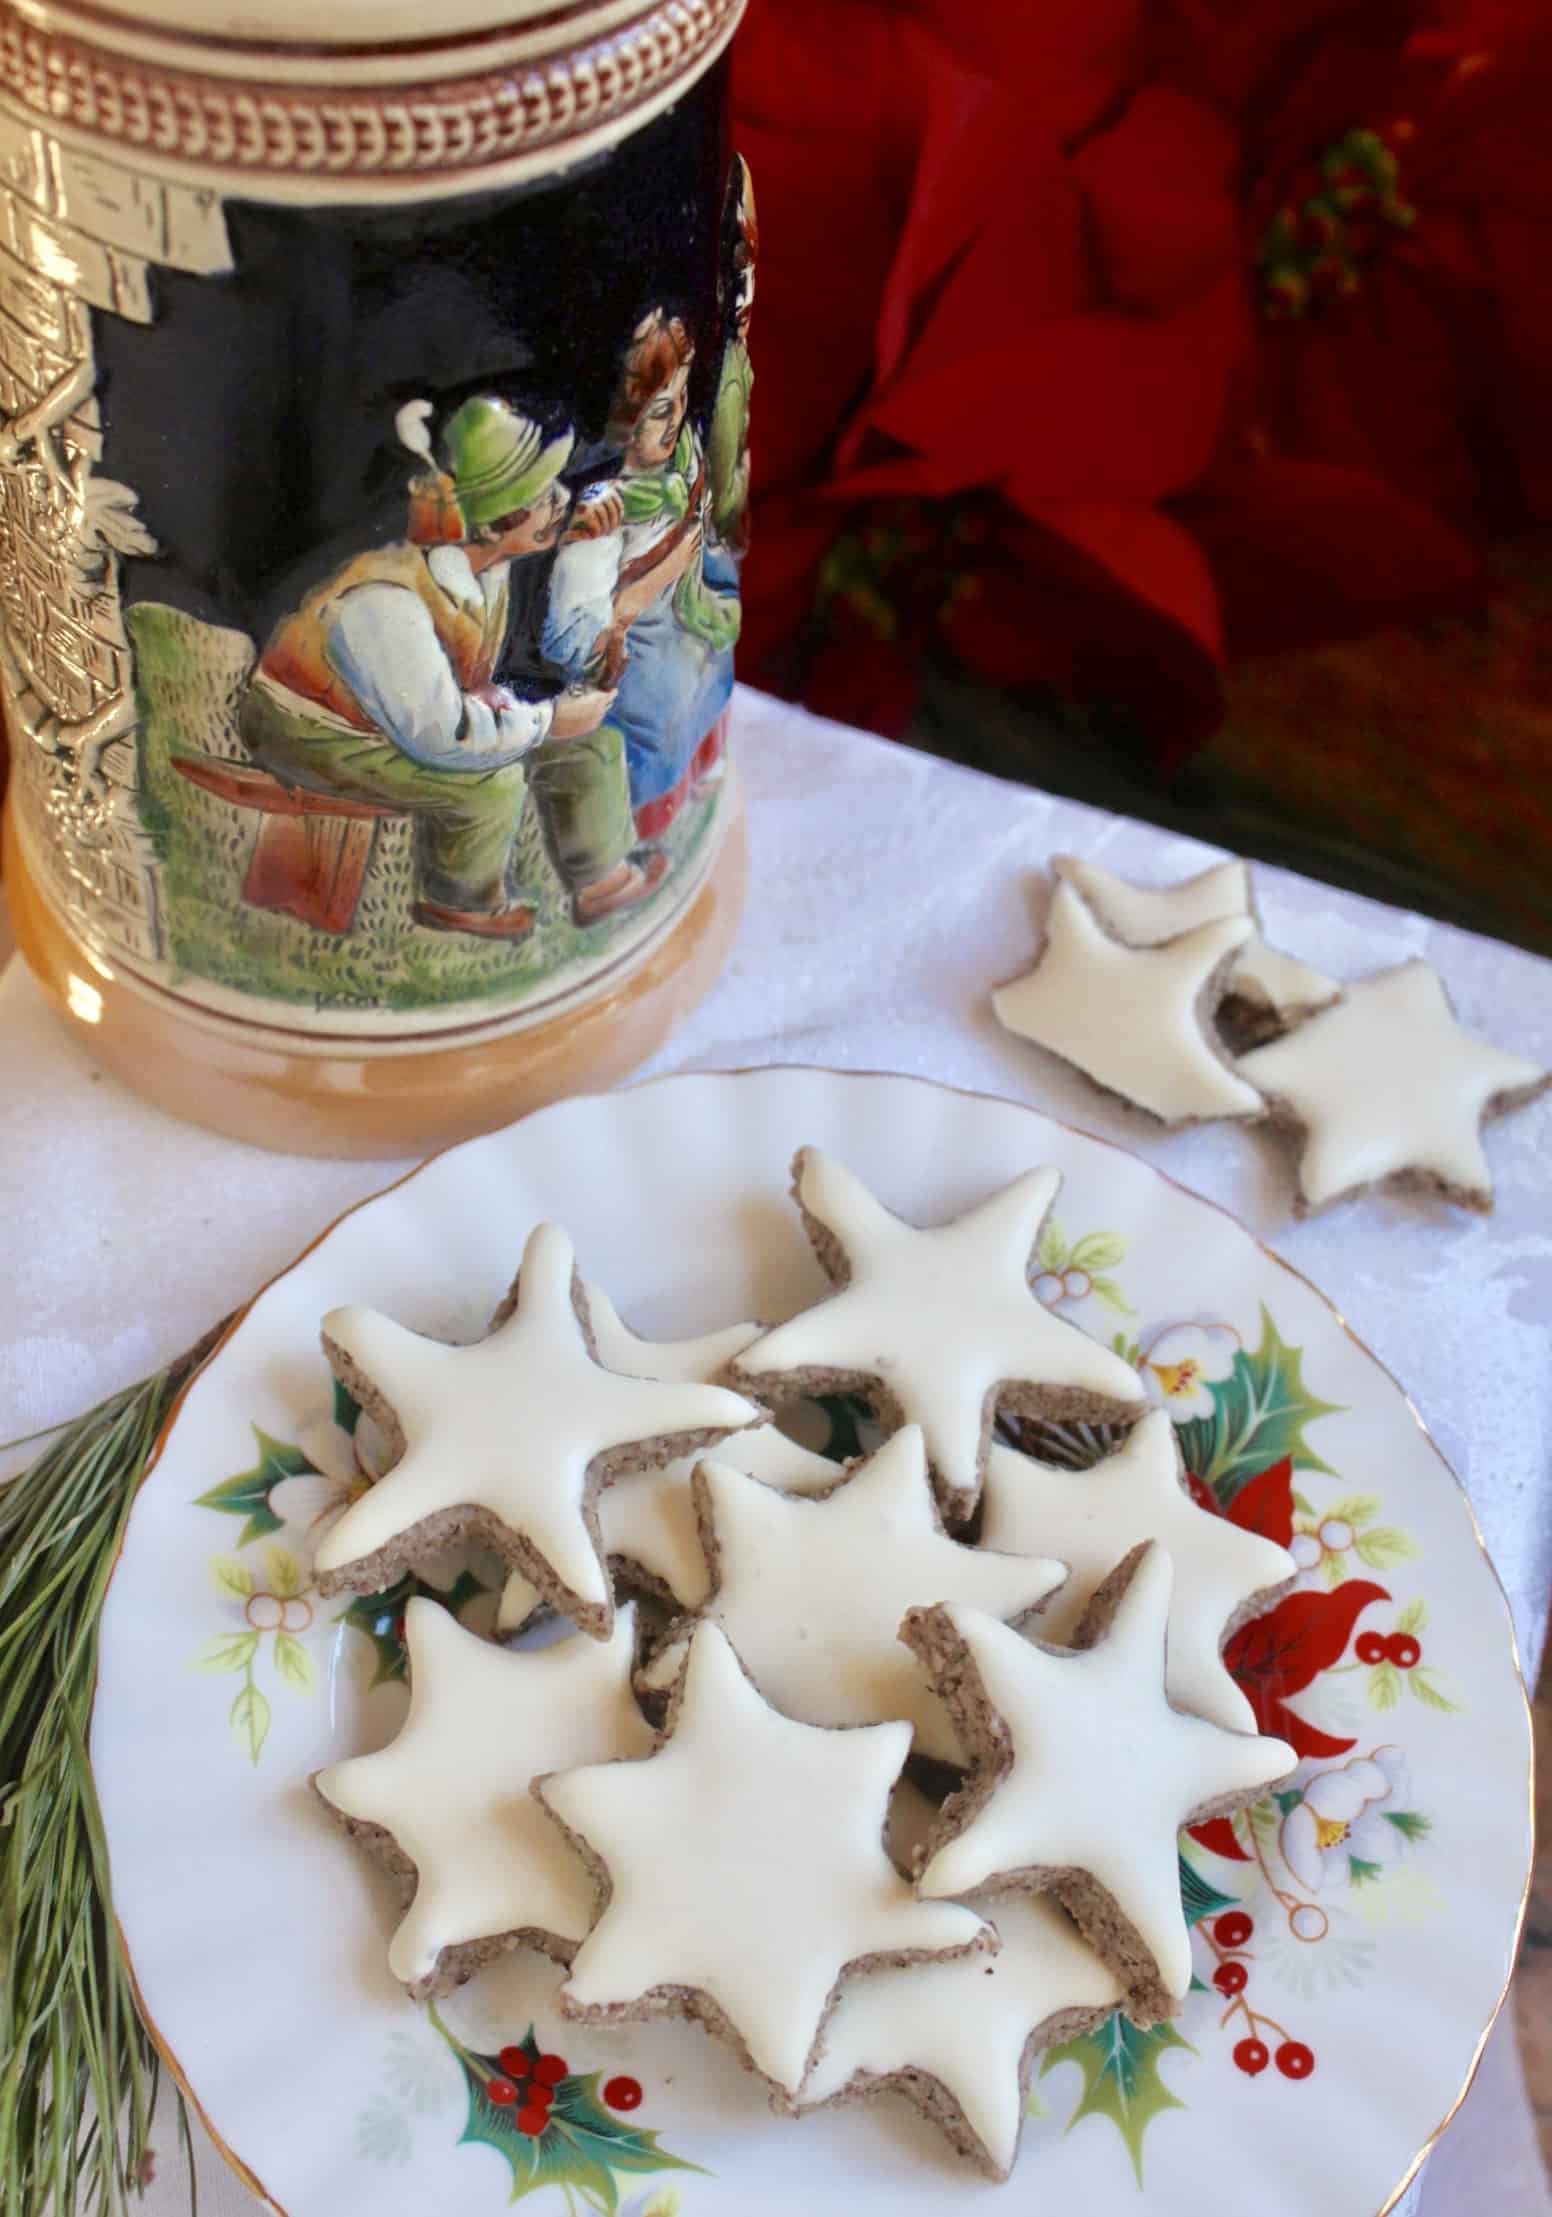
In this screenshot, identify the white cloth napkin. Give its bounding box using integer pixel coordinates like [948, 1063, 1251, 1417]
[3, 684, 1548, 2214]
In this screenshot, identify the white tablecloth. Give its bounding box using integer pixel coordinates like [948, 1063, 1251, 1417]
[2, 685, 1548, 2215]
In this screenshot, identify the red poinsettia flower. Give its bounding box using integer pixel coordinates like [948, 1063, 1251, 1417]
[1166, 0, 1552, 658]
[732, 0, 1242, 742]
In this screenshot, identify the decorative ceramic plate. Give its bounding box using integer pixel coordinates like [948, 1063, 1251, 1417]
[92, 1069, 1532, 2217]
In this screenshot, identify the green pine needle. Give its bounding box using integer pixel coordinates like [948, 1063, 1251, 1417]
[2, 1325, 227, 2215]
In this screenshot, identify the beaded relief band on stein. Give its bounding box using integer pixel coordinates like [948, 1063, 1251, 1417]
[0, 0, 751, 1038]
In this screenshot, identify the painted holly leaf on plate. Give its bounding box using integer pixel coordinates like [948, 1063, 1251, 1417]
[1175, 1309, 1342, 1506]
[1042, 2012, 1193, 2183]
[194, 1426, 311, 1545]
[1178, 1852, 1239, 1929]
[447, 2022, 703, 2211]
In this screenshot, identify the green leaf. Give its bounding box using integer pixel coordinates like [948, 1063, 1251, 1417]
[195, 1631, 259, 1675]
[1384, 1810, 1431, 1843]
[1321, 1494, 1380, 1528]
[1369, 1661, 1403, 1711]
[1321, 1551, 1347, 1587]
[1179, 1309, 1343, 1501]
[1089, 1276, 1135, 1318]
[1274, 1788, 1304, 1814]
[448, 2026, 703, 2209]
[195, 1426, 311, 1545]
[230, 1679, 271, 1763]
[813, 1394, 868, 1463]
[273, 1632, 316, 1695]
[1409, 1669, 1459, 1714]
[1348, 1856, 1382, 1886]
[1042, 2012, 1192, 2183]
[1291, 1490, 1316, 1516]
[332, 1377, 362, 1434]
[1177, 1853, 1238, 1929]
[1070, 1231, 1127, 1274]
[1037, 1220, 1070, 1274]
[1354, 1527, 1417, 1571]
[1394, 1598, 1427, 1636]
[211, 1555, 255, 1600]
[265, 1544, 309, 1600]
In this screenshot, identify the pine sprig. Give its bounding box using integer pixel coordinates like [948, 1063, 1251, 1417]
[1, 1326, 227, 2215]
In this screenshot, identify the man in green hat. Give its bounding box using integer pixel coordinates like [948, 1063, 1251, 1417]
[238, 394, 619, 941]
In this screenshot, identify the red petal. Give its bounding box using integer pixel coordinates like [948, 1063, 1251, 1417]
[1072, 87, 1240, 312]
[1226, 1579, 1391, 1713]
[1188, 1815, 1253, 1863]
[1226, 1457, 1296, 1546]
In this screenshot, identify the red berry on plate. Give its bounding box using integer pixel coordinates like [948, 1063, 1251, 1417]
[1386, 1632, 1421, 1670]
[1234, 2038, 1270, 2076]
[1276, 2040, 1315, 2080]
[605, 2075, 643, 2111]
[1214, 1961, 1249, 1996]
[1214, 1911, 1253, 1949]
[516, 2104, 549, 2135]
[497, 2046, 532, 2080]
[529, 2080, 554, 2109]
[533, 2053, 568, 2087]
[486, 2077, 518, 2106]
[1356, 1631, 1388, 1665]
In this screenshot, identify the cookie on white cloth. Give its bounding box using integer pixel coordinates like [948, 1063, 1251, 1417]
[1236, 958, 1548, 1214]
[993, 879, 1265, 1124]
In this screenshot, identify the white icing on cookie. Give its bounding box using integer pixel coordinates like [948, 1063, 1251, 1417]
[993, 881, 1264, 1122]
[577, 1280, 761, 1382]
[315, 1598, 655, 1989]
[640, 1427, 1064, 1761]
[914, 1549, 1294, 2005]
[733, 1152, 1144, 1517]
[492, 1280, 828, 1632]
[798, 1781, 1122, 2177]
[979, 1412, 1295, 1733]
[538, 1623, 993, 2095]
[498, 1422, 840, 1632]
[1056, 853, 1338, 1022]
[1237, 959, 1547, 1210]
[313, 1222, 762, 1626]
[1228, 938, 1339, 1020]
[1057, 854, 1250, 942]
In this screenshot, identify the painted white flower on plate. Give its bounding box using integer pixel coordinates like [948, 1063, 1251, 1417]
[1281, 1747, 1409, 1893]
[1140, 1324, 1237, 1420]
[269, 1416, 368, 1543]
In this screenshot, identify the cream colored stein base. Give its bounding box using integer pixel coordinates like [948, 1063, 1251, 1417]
[2, 792, 747, 1161]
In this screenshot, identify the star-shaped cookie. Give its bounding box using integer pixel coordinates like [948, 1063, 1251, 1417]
[978, 1411, 1295, 1733]
[1236, 959, 1548, 1213]
[536, 1623, 994, 2096]
[730, 1150, 1144, 1522]
[496, 1282, 836, 1631]
[499, 1426, 842, 1633]
[639, 1427, 1064, 1761]
[1055, 853, 1339, 1040]
[797, 1781, 1122, 2178]
[905, 1546, 1294, 2022]
[312, 1222, 763, 1633]
[993, 879, 1266, 1123]
[314, 1598, 655, 1996]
